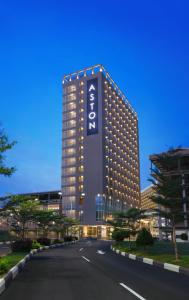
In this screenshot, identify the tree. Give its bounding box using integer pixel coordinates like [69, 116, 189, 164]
[34, 210, 60, 238]
[124, 208, 145, 248]
[136, 228, 154, 249]
[149, 150, 189, 260]
[108, 208, 144, 248]
[0, 195, 40, 239]
[62, 217, 79, 237]
[112, 229, 130, 242]
[0, 126, 16, 176]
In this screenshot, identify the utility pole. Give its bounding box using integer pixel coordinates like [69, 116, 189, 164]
[181, 174, 188, 238]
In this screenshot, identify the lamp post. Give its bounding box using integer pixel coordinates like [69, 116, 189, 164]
[181, 174, 188, 238]
[58, 192, 62, 215]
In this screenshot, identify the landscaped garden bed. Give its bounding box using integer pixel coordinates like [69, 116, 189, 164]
[113, 241, 189, 268]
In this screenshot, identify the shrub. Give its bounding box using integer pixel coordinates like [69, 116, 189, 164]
[0, 261, 9, 275]
[37, 238, 51, 246]
[112, 230, 130, 242]
[11, 239, 33, 252]
[136, 228, 154, 248]
[32, 240, 41, 249]
[53, 239, 62, 244]
[180, 233, 188, 241]
[64, 236, 73, 242]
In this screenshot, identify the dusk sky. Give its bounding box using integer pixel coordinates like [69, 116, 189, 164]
[0, 0, 189, 196]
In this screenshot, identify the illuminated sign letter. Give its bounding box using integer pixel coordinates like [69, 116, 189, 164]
[87, 78, 98, 135]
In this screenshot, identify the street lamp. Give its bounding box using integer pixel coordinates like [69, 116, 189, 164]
[58, 192, 62, 215]
[181, 174, 188, 238]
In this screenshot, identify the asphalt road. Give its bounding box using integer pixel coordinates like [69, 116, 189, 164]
[1, 240, 189, 300]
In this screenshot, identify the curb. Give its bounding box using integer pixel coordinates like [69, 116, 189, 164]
[0, 240, 78, 295]
[111, 245, 189, 277]
[0, 241, 15, 245]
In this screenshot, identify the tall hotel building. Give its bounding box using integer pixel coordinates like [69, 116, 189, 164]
[62, 65, 140, 237]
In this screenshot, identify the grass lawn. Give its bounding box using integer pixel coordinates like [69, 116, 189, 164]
[114, 241, 189, 268]
[0, 252, 27, 277]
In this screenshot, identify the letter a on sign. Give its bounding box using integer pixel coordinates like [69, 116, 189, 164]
[87, 78, 98, 135]
[89, 84, 95, 92]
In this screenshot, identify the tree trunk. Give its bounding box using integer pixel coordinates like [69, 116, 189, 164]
[172, 224, 179, 261]
[128, 235, 131, 250]
[21, 223, 25, 240]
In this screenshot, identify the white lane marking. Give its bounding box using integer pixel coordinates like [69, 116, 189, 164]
[119, 283, 146, 300]
[82, 256, 90, 262]
[79, 248, 84, 252]
[97, 250, 105, 255]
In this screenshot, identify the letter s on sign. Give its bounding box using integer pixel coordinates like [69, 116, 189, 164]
[90, 93, 95, 101]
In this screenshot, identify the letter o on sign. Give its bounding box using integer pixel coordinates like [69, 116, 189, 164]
[89, 112, 96, 120]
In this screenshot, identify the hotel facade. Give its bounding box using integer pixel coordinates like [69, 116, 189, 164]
[62, 65, 140, 237]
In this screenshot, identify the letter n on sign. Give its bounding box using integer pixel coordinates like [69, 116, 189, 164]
[87, 78, 98, 135]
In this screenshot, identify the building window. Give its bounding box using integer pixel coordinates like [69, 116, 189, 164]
[63, 129, 76, 139]
[65, 85, 76, 94]
[63, 157, 76, 166]
[63, 119, 76, 130]
[63, 186, 76, 195]
[62, 196, 76, 210]
[62, 176, 76, 185]
[63, 102, 76, 112]
[95, 194, 105, 221]
[63, 147, 76, 157]
[64, 93, 76, 102]
[63, 167, 76, 176]
[63, 111, 76, 121]
[62, 138, 76, 147]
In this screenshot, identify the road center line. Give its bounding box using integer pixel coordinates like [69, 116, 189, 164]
[79, 248, 84, 252]
[82, 256, 90, 263]
[119, 283, 146, 300]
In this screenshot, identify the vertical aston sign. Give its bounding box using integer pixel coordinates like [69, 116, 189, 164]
[87, 78, 98, 135]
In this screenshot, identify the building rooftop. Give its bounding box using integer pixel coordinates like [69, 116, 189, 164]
[141, 185, 153, 193]
[62, 64, 137, 117]
[150, 148, 189, 162]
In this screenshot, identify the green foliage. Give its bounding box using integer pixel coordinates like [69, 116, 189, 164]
[113, 241, 189, 268]
[108, 208, 145, 247]
[0, 252, 26, 276]
[36, 237, 51, 246]
[136, 228, 154, 248]
[149, 149, 188, 224]
[11, 239, 33, 252]
[0, 261, 9, 275]
[0, 126, 16, 177]
[64, 236, 75, 242]
[34, 210, 59, 237]
[60, 217, 79, 237]
[53, 239, 62, 244]
[180, 233, 188, 241]
[0, 195, 40, 239]
[112, 229, 130, 242]
[108, 208, 143, 231]
[32, 240, 41, 249]
[149, 148, 189, 260]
